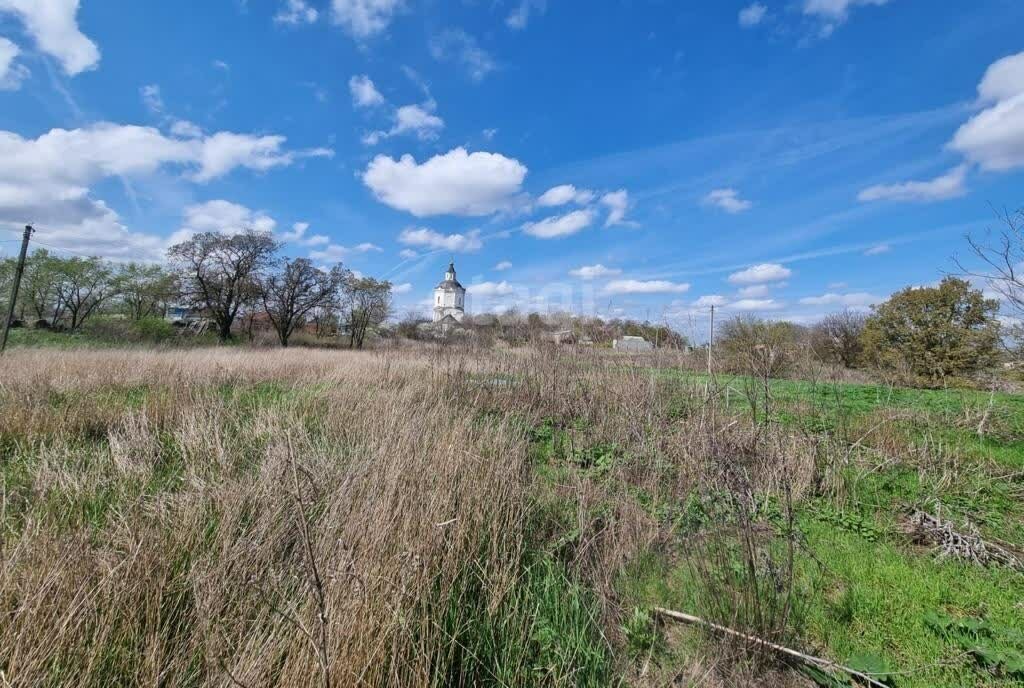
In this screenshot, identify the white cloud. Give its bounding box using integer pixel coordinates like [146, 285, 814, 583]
[600, 189, 631, 227]
[309, 241, 381, 263]
[950, 52, 1024, 172]
[728, 263, 792, 285]
[737, 284, 770, 298]
[398, 226, 484, 253]
[0, 0, 100, 76]
[363, 103, 444, 145]
[729, 298, 784, 311]
[171, 200, 276, 245]
[330, 0, 402, 38]
[393, 282, 412, 294]
[494, 260, 513, 271]
[140, 84, 164, 115]
[802, 0, 891, 34]
[362, 147, 527, 217]
[537, 184, 595, 207]
[799, 292, 878, 307]
[275, 0, 319, 25]
[569, 264, 622, 280]
[193, 132, 333, 182]
[349, 74, 385, 107]
[279, 221, 328, 247]
[864, 243, 890, 256]
[857, 165, 967, 203]
[523, 208, 595, 239]
[602, 279, 690, 296]
[693, 294, 728, 308]
[399, 248, 418, 259]
[430, 29, 496, 82]
[738, 3, 768, 27]
[703, 188, 752, 214]
[506, 0, 546, 30]
[468, 281, 515, 297]
[0, 37, 28, 90]
[170, 120, 203, 139]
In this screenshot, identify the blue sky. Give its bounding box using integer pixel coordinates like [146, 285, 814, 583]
[1, 0, 1023, 337]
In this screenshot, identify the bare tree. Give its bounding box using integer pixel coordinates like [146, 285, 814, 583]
[959, 208, 1024, 316]
[260, 259, 348, 347]
[811, 310, 867, 368]
[168, 230, 280, 342]
[342, 276, 391, 349]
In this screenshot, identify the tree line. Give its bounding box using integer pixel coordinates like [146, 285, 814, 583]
[0, 230, 393, 348]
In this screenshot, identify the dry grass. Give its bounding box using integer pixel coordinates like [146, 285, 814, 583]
[0, 346, 844, 687]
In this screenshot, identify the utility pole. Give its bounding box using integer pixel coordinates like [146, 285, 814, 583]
[1, 224, 33, 354]
[706, 304, 715, 376]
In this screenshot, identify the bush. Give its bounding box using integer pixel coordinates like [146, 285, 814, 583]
[717, 315, 798, 378]
[81, 316, 177, 344]
[860, 278, 1000, 387]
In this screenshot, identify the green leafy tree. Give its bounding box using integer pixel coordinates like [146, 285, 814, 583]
[21, 249, 65, 323]
[117, 263, 178, 320]
[860, 277, 1000, 385]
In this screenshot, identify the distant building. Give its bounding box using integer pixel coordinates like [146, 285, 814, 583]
[433, 261, 466, 323]
[165, 304, 203, 325]
[613, 335, 654, 352]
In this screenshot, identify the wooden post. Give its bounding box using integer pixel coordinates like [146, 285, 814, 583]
[1, 225, 33, 354]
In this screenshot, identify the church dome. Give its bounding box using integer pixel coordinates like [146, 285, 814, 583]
[435, 261, 465, 291]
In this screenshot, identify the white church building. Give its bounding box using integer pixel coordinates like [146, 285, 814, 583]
[432, 261, 466, 323]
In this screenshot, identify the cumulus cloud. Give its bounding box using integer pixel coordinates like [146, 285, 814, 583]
[398, 226, 484, 253]
[737, 284, 770, 298]
[950, 51, 1024, 172]
[392, 282, 412, 294]
[602, 279, 690, 296]
[167, 200, 278, 246]
[693, 294, 728, 308]
[0, 0, 100, 75]
[330, 0, 402, 38]
[192, 131, 333, 182]
[506, 0, 546, 30]
[738, 3, 768, 27]
[362, 147, 527, 217]
[600, 190, 631, 227]
[468, 281, 515, 297]
[799, 292, 878, 307]
[0, 37, 28, 90]
[430, 29, 496, 82]
[275, 0, 318, 24]
[523, 209, 595, 239]
[494, 260, 513, 271]
[857, 165, 967, 203]
[307, 241, 381, 264]
[170, 120, 203, 138]
[280, 221, 329, 246]
[0, 123, 331, 260]
[349, 74, 385, 107]
[398, 248, 418, 259]
[729, 298, 784, 311]
[537, 184, 595, 207]
[703, 188, 752, 214]
[728, 263, 792, 285]
[363, 103, 444, 145]
[569, 264, 621, 280]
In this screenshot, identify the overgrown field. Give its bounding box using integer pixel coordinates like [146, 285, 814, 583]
[0, 347, 1021, 687]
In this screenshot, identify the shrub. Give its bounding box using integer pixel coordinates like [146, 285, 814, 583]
[860, 277, 1000, 386]
[717, 315, 798, 378]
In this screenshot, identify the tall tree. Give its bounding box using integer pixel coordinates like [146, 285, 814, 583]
[21, 250, 63, 322]
[54, 257, 118, 331]
[860, 277, 1000, 385]
[342, 276, 391, 349]
[118, 263, 178, 320]
[260, 259, 347, 347]
[168, 230, 280, 342]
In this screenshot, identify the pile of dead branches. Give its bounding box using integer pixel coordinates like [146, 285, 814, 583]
[903, 509, 1024, 572]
